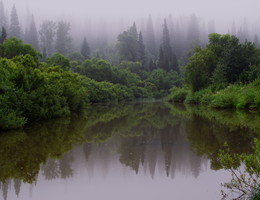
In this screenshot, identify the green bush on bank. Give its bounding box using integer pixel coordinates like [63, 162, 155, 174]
[166, 79, 260, 109]
[166, 87, 190, 103]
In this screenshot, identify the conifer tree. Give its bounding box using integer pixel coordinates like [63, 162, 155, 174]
[117, 22, 139, 62]
[138, 31, 146, 67]
[254, 35, 259, 47]
[9, 5, 21, 39]
[0, 1, 7, 29]
[129, 22, 139, 61]
[187, 14, 200, 47]
[145, 15, 156, 56]
[0, 26, 7, 43]
[158, 19, 178, 72]
[55, 21, 72, 55]
[81, 37, 91, 59]
[27, 15, 39, 50]
[39, 20, 56, 57]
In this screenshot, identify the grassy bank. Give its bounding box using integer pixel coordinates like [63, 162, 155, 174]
[166, 79, 260, 109]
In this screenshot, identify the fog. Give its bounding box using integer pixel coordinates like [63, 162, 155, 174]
[6, 0, 260, 20]
[1, 0, 260, 63]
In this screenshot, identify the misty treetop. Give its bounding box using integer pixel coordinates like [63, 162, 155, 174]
[0, 0, 259, 67]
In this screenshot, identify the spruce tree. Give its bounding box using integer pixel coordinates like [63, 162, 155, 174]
[55, 21, 72, 55]
[158, 19, 178, 72]
[254, 35, 259, 47]
[145, 15, 156, 56]
[0, 26, 7, 43]
[187, 14, 200, 47]
[39, 20, 56, 57]
[9, 5, 21, 39]
[0, 1, 7, 29]
[117, 22, 140, 62]
[129, 22, 139, 61]
[81, 37, 91, 59]
[138, 32, 146, 67]
[231, 22, 236, 36]
[27, 15, 39, 50]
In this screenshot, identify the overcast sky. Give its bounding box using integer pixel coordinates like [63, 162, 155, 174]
[5, 0, 260, 21]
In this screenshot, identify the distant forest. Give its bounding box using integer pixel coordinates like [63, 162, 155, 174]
[0, 1, 259, 67]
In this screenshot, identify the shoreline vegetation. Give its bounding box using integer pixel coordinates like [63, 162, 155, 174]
[0, 32, 259, 130]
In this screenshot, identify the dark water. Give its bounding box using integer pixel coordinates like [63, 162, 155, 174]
[0, 102, 259, 200]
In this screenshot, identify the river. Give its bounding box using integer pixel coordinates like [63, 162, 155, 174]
[0, 102, 259, 200]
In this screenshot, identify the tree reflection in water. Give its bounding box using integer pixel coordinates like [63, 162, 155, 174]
[0, 102, 258, 199]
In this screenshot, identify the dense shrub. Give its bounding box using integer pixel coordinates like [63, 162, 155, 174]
[166, 87, 190, 103]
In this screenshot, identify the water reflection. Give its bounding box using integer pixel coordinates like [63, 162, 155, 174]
[0, 102, 258, 200]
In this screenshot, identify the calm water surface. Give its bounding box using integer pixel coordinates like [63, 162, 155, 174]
[0, 102, 259, 200]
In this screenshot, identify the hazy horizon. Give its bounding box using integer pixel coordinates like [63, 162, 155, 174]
[4, 0, 260, 26]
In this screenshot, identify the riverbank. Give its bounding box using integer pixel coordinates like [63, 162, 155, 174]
[166, 78, 260, 109]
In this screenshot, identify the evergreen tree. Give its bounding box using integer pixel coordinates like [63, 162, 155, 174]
[158, 46, 165, 70]
[158, 19, 178, 72]
[39, 20, 56, 57]
[117, 22, 139, 62]
[187, 14, 200, 47]
[254, 35, 259, 47]
[138, 31, 146, 67]
[27, 15, 39, 50]
[42, 47, 47, 60]
[55, 21, 72, 56]
[9, 5, 21, 39]
[81, 37, 91, 59]
[145, 15, 156, 56]
[0, 1, 7, 29]
[231, 22, 236, 35]
[148, 58, 157, 71]
[0, 26, 7, 43]
[129, 22, 139, 61]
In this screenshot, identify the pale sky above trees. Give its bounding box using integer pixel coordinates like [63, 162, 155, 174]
[6, 0, 260, 21]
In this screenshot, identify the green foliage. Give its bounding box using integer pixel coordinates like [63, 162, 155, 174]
[146, 69, 181, 96]
[0, 55, 90, 129]
[117, 23, 147, 65]
[67, 52, 85, 65]
[209, 80, 260, 109]
[79, 58, 140, 87]
[0, 37, 41, 61]
[219, 139, 260, 200]
[166, 87, 190, 103]
[167, 79, 260, 109]
[185, 33, 260, 92]
[85, 79, 134, 103]
[45, 53, 71, 70]
[184, 87, 213, 105]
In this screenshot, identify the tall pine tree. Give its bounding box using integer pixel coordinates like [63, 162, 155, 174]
[145, 15, 156, 56]
[27, 15, 39, 50]
[0, 1, 7, 30]
[0, 26, 6, 43]
[158, 19, 178, 72]
[117, 22, 139, 62]
[138, 31, 146, 67]
[187, 14, 200, 47]
[81, 37, 91, 59]
[9, 5, 21, 39]
[254, 35, 259, 47]
[55, 21, 72, 55]
[39, 20, 56, 57]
